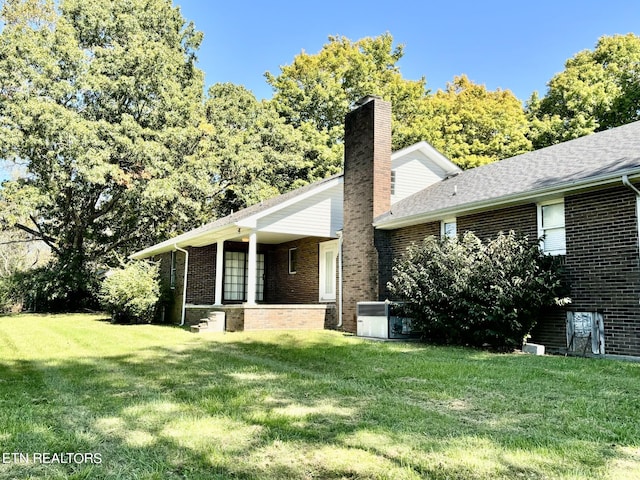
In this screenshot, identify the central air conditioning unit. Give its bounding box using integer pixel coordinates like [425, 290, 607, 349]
[356, 301, 417, 339]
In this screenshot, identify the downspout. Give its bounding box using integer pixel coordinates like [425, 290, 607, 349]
[336, 231, 343, 328]
[623, 175, 640, 259]
[622, 175, 640, 196]
[174, 244, 189, 326]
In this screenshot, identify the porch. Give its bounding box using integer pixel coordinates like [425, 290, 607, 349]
[184, 303, 337, 331]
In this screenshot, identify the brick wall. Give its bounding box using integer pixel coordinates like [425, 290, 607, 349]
[378, 222, 440, 299]
[210, 305, 331, 331]
[155, 250, 185, 324]
[378, 188, 640, 356]
[560, 186, 640, 356]
[342, 97, 392, 333]
[266, 237, 333, 304]
[186, 245, 217, 304]
[458, 204, 538, 241]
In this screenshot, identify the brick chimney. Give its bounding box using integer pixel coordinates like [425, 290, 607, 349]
[341, 96, 392, 333]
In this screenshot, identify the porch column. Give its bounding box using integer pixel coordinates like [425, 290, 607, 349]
[246, 231, 257, 304]
[214, 239, 224, 305]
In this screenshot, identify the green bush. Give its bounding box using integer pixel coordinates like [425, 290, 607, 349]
[389, 231, 569, 350]
[100, 261, 160, 324]
[13, 260, 100, 312]
[0, 275, 21, 313]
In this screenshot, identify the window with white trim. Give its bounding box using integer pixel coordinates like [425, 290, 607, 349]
[538, 200, 566, 255]
[441, 218, 457, 239]
[223, 251, 265, 302]
[288, 248, 298, 274]
[319, 241, 338, 302]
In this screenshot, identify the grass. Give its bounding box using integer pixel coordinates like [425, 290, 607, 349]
[0, 314, 639, 479]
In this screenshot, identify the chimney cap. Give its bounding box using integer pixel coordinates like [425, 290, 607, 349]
[354, 95, 383, 108]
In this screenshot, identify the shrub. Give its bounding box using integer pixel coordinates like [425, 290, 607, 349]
[100, 261, 160, 324]
[389, 231, 569, 350]
[13, 260, 100, 312]
[0, 275, 21, 313]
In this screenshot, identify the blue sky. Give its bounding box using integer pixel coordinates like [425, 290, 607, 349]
[177, 0, 640, 101]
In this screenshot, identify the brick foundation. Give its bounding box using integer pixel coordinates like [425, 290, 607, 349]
[195, 304, 333, 331]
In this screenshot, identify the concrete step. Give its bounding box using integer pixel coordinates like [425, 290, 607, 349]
[190, 318, 224, 333]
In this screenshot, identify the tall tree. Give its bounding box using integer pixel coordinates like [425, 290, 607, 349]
[0, 0, 209, 308]
[265, 33, 429, 153]
[414, 75, 532, 168]
[266, 33, 532, 168]
[203, 83, 342, 215]
[528, 34, 640, 148]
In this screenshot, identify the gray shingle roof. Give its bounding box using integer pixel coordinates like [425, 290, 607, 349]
[375, 120, 640, 227]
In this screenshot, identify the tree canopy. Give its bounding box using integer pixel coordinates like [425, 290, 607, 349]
[265, 33, 429, 153]
[203, 83, 342, 216]
[266, 34, 534, 168]
[402, 75, 532, 168]
[0, 0, 210, 306]
[527, 34, 640, 148]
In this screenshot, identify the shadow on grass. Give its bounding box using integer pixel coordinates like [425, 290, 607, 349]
[0, 330, 639, 479]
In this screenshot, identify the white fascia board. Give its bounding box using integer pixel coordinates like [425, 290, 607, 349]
[374, 169, 640, 230]
[236, 176, 343, 228]
[130, 224, 238, 259]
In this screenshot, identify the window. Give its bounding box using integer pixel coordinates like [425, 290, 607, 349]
[441, 218, 457, 239]
[390, 170, 397, 195]
[223, 251, 265, 302]
[319, 241, 338, 302]
[288, 248, 298, 274]
[170, 251, 177, 289]
[538, 200, 566, 255]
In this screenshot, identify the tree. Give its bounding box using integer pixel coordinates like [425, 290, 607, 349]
[265, 33, 429, 153]
[266, 34, 532, 169]
[407, 75, 532, 168]
[528, 34, 640, 148]
[0, 0, 210, 308]
[203, 83, 341, 215]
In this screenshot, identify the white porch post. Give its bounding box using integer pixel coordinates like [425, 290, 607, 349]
[214, 239, 224, 305]
[246, 231, 257, 304]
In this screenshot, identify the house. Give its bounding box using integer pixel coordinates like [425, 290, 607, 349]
[131, 96, 460, 331]
[133, 96, 640, 358]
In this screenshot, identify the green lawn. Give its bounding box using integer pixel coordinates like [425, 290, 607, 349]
[0, 314, 639, 479]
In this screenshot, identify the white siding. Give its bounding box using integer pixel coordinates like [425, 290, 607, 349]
[391, 150, 447, 204]
[256, 183, 343, 238]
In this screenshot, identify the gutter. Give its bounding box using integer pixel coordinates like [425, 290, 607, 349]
[375, 169, 640, 230]
[174, 244, 189, 326]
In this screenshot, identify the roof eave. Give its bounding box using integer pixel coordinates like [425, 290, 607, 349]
[130, 175, 344, 260]
[374, 169, 640, 230]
